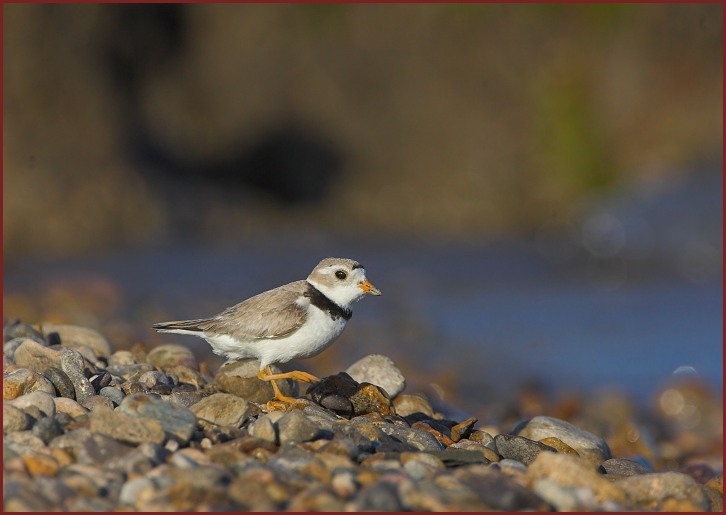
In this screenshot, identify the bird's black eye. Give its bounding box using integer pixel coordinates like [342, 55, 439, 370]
[335, 270, 347, 280]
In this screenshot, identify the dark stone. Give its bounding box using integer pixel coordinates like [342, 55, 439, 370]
[90, 371, 112, 391]
[43, 367, 76, 399]
[425, 448, 492, 467]
[494, 434, 557, 466]
[32, 416, 63, 444]
[306, 372, 394, 418]
[602, 457, 655, 477]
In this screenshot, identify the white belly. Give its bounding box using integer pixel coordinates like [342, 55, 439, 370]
[204, 306, 347, 369]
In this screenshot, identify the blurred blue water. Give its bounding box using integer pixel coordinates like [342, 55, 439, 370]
[4, 167, 722, 405]
[4, 237, 722, 405]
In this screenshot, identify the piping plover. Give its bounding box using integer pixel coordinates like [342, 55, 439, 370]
[153, 257, 381, 402]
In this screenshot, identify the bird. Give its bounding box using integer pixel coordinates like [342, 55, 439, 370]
[152, 257, 381, 403]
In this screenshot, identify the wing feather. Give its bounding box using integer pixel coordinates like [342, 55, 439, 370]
[154, 280, 309, 340]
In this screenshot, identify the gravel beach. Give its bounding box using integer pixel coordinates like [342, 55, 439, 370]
[3, 319, 722, 511]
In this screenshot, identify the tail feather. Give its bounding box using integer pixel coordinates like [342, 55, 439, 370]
[152, 319, 210, 333]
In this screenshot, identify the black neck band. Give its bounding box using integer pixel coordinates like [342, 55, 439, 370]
[305, 283, 352, 321]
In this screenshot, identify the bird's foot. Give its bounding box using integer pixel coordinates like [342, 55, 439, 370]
[257, 368, 319, 384]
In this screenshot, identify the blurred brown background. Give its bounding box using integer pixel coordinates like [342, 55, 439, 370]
[3, 3, 722, 262]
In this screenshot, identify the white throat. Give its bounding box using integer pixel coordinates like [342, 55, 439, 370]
[307, 278, 364, 309]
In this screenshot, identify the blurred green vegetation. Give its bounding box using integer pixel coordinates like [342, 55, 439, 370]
[3, 3, 722, 261]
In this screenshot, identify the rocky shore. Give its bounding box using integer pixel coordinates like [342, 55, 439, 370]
[3, 320, 723, 511]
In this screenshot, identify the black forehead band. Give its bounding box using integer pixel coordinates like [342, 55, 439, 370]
[352, 263, 364, 270]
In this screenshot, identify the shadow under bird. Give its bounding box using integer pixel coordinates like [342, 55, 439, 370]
[152, 257, 381, 403]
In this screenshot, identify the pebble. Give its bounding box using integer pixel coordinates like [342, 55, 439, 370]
[89, 408, 166, 445]
[4, 337, 29, 362]
[43, 367, 76, 399]
[514, 415, 612, 467]
[602, 457, 655, 477]
[60, 348, 95, 403]
[190, 392, 252, 428]
[4, 403, 32, 432]
[307, 372, 394, 417]
[168, 365, 207, 389]
[81, 394, 114, 412]
[108, 350, 138, 366]
[31, 416, 63, 444]
[13, 339, 63, 373]
[214, 360, 296, 403]
[9, 390, 57, 419]
[50, 428, 135, 465]
[1, 319, 721, 512]
[615, 471, 710, 511]
[146, 343, 198, 370]
[345, 353, 406, 398]
[393, 393, 435, 417]
[53, 397, 88, 418]
[41, 323, 113, 358]
[3, 321, 46, 345]
[3, 368, 56, 399]
[99, 385, 125, 406]
[527, 451, 627, 507]
[89, 371, 112, 391]
[494, 433, 557, 466]
[277, 409, 326, 444]
[118, 392, 197, 445]
[169, 387, 203, 407]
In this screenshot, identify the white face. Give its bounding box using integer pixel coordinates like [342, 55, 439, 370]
[307, 258, 381, 308]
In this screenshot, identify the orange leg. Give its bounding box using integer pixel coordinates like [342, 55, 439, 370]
[256, 366, 319, 404]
